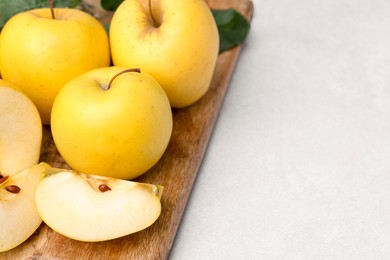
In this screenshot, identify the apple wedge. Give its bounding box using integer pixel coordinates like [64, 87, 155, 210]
[0, 79, 42, 176]
[0, 163, 49, 252]
[34, 168, 163, 242]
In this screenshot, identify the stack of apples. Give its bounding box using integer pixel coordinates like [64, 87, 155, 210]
[0, 0, 219, 252]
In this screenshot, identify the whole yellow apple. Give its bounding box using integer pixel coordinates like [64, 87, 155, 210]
[0, 8, 110, 124]
[109, 0, 219, 108]
[51, 67, 173, 180]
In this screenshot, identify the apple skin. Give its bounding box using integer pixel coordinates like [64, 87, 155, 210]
[51, 66, 173, 180]
[0, 79, 42, 176]
[0, 8, 111, 124]
[109, 0, 219, 108]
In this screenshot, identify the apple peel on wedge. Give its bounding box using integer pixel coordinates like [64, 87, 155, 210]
[0, 163, 49, 252]
[34, 168, 163, 242]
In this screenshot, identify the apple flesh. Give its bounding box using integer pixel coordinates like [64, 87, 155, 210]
[0, 79, 42, 176]
[109, 0, 219, 108]
[0, 8, 111, 124]
[34, 168, 163, 242]
[0, 163, 49, 252]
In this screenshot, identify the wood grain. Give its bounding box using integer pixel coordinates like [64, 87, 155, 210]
[1, 1, 253, 259]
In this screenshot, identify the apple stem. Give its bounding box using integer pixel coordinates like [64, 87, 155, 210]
[106, 68, 141, 91]
[149, 0, 159, 27]
[48, 0, 55, 19]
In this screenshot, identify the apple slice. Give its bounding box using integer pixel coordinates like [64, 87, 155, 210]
[0, 163, 49, 252]
[34, 168, 163, 242]
[0, 79, 42, 176]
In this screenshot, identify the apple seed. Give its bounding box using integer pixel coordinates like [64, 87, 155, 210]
[0, 176, 8, 185]
[5, 185, 21, 194]
[98, 184, 111, 192]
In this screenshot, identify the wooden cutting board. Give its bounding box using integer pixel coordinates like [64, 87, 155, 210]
[2, 0, 253, 259]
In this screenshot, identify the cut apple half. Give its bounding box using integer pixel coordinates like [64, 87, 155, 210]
[34, 168, 163, 242]
[0, 163, 49, 252]
[0, 79, 42, 176]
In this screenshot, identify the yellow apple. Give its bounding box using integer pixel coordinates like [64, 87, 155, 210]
[109, 0, 219, 108]
[0, 79, 42, 176]
[0, 8, 111, 124]
[0, 163, 49, 252]
[34, 168, 163, 242]
[51, 66, 173, 180]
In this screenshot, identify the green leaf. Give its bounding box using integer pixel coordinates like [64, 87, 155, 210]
[0, 0, 80, 30]
[212, 8, 250, 53]
[101, 0, 123, 11]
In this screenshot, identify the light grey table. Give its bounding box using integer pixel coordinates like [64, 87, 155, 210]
[170, 0, 390, 259]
